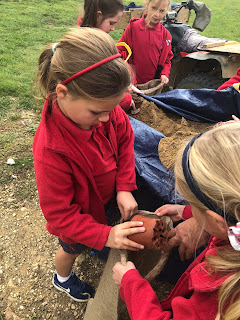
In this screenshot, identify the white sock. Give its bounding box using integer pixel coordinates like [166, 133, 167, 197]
[57, 272, 72, 283]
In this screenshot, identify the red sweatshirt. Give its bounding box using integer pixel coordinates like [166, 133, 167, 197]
[118, 15, 173, 84]
[33, 99, 137, 250]
[217, 68, 240, 91]
[120, 237, 232, 320]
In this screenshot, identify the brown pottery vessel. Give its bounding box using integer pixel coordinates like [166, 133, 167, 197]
[128, 214, 168, 250]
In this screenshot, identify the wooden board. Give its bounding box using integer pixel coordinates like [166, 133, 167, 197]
[114, 11, 131, 29]
[202, 41, 240, 54]
[177, 7, 190, 24]
[129, 8, 144, 18]
[115, 8, 144, 29]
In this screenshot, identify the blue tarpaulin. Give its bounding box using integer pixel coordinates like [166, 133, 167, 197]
[129, 117, 186, 210]
[130, 87, 240, 209]
[138, 86, 240, 123]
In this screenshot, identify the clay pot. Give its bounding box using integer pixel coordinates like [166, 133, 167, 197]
[128, 214, 168, 250]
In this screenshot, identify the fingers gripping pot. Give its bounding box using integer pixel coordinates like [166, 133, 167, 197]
[128, 211, 170, 250]
[83, 210, 172, 320]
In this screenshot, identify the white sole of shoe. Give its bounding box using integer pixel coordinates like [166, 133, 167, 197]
[52, 278, 91, 303]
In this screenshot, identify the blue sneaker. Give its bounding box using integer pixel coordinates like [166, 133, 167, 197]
[52, 272, 94, 302]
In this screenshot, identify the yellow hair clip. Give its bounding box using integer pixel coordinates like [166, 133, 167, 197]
[117, 42, 132, 63]
[233, 82, 240, 93]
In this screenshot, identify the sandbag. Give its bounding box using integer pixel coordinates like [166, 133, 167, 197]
[83, 211, 172, 320]
[137, 79, 164, 95]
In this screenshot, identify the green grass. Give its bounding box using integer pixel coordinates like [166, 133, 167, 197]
[189, 0, 240, 41]
[0, 0, 82, 111]
[0, 0, 239, 114]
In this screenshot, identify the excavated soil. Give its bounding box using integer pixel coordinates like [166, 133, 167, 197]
[132, 99, 213, 169]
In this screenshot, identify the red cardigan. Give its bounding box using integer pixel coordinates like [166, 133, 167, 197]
[33, 100, 137, 250]
[217, 68, 240, 91]
[120, 237, 232, 320]
[118, 15, 173, 84]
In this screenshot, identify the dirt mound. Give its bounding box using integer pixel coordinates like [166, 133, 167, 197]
[132, 99, 213, 169]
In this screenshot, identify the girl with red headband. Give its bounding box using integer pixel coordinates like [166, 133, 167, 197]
[33, 27, 145, 303]
[113, 122, 240, 320]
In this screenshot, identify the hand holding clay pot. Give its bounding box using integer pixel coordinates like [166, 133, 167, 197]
[128, 213, 169, 250]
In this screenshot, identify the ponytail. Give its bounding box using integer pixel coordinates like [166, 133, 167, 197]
[81, 0, 124, 27]
[81, 0, 99, 27]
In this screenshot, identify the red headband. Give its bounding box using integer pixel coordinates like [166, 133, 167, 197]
[61, 53, 121, 85]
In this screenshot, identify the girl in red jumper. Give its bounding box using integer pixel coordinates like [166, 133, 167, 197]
[33, 27, 146, 303]
[78, 0, 138, 113]
[217, 67, 240, 91]
[118, 0, 173, 85]
[78, 0, 123, 34]
[113, 122, 240, 320]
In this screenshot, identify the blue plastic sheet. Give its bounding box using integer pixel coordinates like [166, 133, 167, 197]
[139, 86, 240, 123]
[130, 87, 240, 210]
[129, 117, 186, 210]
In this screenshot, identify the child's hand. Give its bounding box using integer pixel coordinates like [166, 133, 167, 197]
[214, 115, 240, 128]
[232, 115, 240, 121]
[129, 84, 143, 94]
[117, 191, 138, 221]
[164, 217, 210, 261]
[130, 99, 136, 110]
[160, 75, 169, 86]
[155, 204, 185, 222]
[112, 261, 136, 287]
[105, 221, 145, 251]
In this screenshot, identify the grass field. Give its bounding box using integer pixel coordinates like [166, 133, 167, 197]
[0, 0, 239, 113]
[198, 0, 240, 40]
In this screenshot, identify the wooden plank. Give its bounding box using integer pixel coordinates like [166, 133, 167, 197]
[115, 8, 144, 29]
[202, 41, 227, 49]
[129, 8, 144, 18]
[202, 41, 238, 49]
[203, 42, 240, 54]
[176, 7, 190, 24]
[114, 11, 131, 29]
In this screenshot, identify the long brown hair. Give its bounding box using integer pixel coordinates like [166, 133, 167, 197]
[81, 0, 124, 27]
[33, 27, 131, 103]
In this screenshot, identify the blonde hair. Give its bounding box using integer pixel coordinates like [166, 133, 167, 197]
[174, 122, 240, 320]
[34, 27, 131, 102]
[146, 0, 171, 12]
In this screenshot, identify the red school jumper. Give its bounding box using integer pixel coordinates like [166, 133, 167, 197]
[118, 15, 173, 84]
[217, 68, 240, 91]
[120, 237, 232, 320]
[33, 99, 137, 250]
